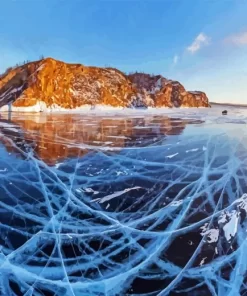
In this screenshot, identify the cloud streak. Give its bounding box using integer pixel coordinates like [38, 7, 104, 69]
[173, 55, 179, 65]
[187, 33, 210, 54]
[225, 31, 247, 45]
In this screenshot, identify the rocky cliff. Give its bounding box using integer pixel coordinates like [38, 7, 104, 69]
[0, 58, 209, 111]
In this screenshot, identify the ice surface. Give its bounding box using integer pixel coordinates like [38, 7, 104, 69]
[166, 152, 179, 158]
[0, 106, 247, 295]
[91, 187, 142, 203]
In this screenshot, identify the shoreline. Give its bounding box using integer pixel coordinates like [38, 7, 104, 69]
[0, 103, 210, 114]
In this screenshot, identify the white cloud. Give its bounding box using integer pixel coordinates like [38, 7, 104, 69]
[173, 55, 179, 65]
[225, 31, 247, 45]
[187, 33, 210, 54]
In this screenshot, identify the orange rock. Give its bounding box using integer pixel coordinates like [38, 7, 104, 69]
[0, 58, 209, 110]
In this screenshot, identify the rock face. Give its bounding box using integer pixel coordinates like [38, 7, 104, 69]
[0, 58, 209, 111]
[128, 73, 209, 108]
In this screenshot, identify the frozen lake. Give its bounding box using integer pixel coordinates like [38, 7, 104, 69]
[0, 105, 247, 295]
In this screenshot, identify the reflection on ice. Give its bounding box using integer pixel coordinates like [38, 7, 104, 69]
[0, 110, 247, 295]
[0, 114, 194, 165]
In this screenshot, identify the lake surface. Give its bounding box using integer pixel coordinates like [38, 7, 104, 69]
[0, 106, 247, 295]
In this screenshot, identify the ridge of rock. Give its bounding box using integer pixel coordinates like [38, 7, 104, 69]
[0, 57, 209, 111]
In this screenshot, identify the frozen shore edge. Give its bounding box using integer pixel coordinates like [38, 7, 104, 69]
[0, 103, 209, 114]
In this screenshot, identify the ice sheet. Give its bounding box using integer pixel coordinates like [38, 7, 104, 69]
[0, 109, 247, 295]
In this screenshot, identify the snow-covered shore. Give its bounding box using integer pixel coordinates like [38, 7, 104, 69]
[1, 102, 247, 125]
[0, 102, 208, 113]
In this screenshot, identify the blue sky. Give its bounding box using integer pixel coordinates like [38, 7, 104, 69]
[0, 0, 247, 103]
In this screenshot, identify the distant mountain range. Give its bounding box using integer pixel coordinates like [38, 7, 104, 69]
[0, 57, 209, 112]
[210, 102, 247, 107]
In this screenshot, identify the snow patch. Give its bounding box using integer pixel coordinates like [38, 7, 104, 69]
[170, 200, 183, 207]
[222, 211, 239, 241]
[91, 186, 142, 203]
[199, 257, 207, 266]
[200, 224, 219, 243]
[166, 153, 179, 159]
[186, 148, 199, 153]
[83, 188, 99, 195]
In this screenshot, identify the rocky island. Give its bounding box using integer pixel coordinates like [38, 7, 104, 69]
[0, 57, 209, 112]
